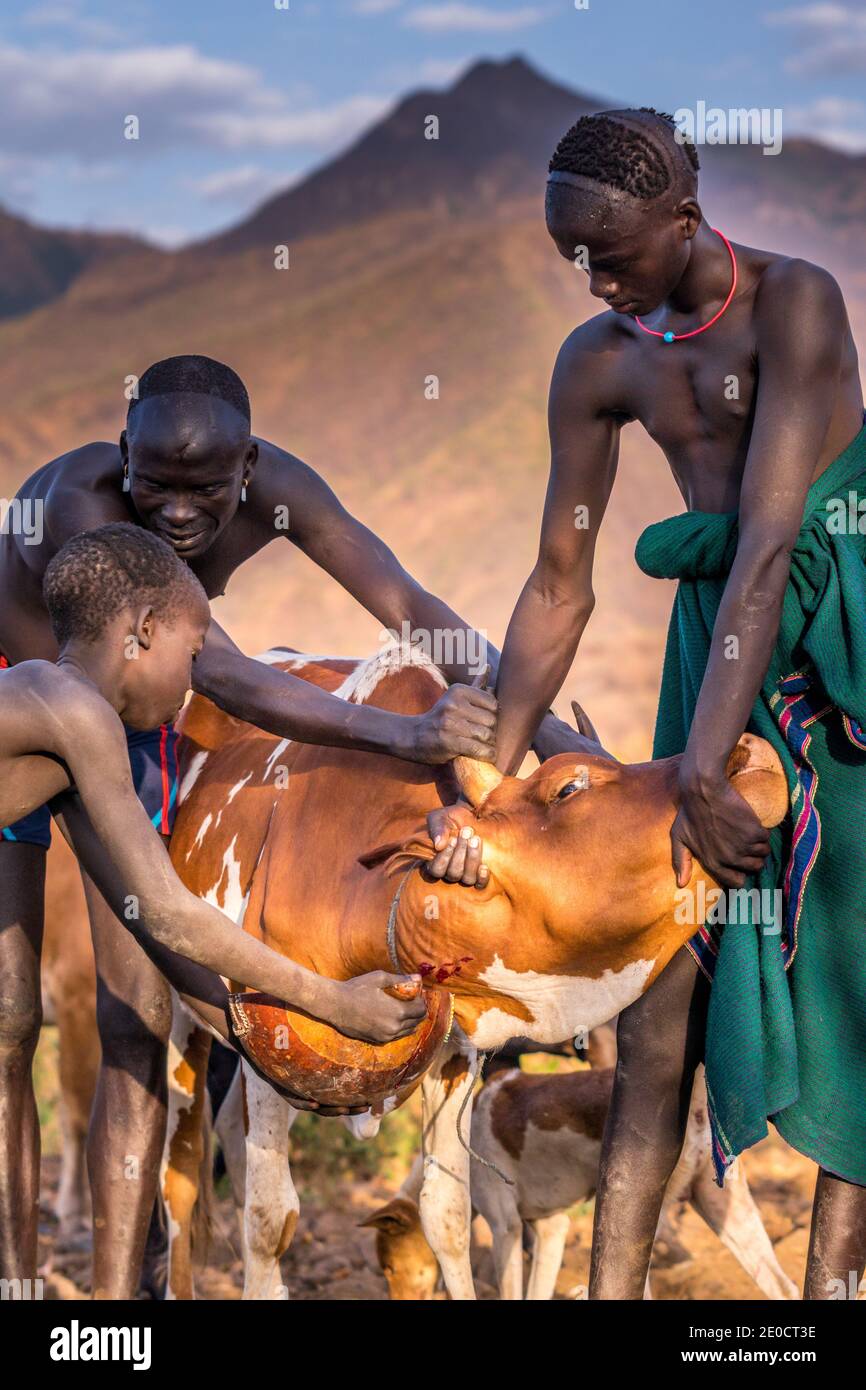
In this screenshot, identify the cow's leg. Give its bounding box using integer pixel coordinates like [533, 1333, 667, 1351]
[242, 1064, 298, 1300]
[526, 1212, 570, 1301]
[473, 1164, 523, 1300]
[398, 1151, 424, 1206]
[160, 1001, 212, 1300]
[804, 1170, 866, 1301]
[214, 1062, 247, 1228]
[689, 1154, 798, 1300]
[419, 1042, 477, 1301]
[486, 1203, 524, 1300]
[590, 947, 709, 1299]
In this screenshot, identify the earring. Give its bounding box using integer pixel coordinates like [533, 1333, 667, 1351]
[241, 481, 248, 503]
[122, 465, 131, 493]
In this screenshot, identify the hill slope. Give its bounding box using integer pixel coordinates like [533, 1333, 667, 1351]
[2, 57, 865, 755]
[201, 57, 605, 256]
[0, 205, 149, 321]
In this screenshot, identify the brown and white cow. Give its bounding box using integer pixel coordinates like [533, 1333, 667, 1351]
[363, 1064, 798, 1301]
[160, 641, 788, 1300]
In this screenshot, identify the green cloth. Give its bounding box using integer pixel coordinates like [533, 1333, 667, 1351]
[635, 420, 866, 1184]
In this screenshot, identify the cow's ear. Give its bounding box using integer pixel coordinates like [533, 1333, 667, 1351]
[358, 832, 435, 874]
[358, 1199, 419, 1234]
[357, 841, 404, 870]
[725, 734, 789, 828]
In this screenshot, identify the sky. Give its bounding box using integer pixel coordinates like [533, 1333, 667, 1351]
[1, 0, 865, 247]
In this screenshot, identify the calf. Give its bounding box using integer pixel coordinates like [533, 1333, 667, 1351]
[364, 1065, 797, 1301]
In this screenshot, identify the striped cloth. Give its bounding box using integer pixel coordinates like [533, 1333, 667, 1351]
[636, 420, 866, 1185]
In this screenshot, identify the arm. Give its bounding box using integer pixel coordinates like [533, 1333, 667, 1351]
[191, 445, 499, 760]
[51, 793, 392, 1115]
[671, 261, 852, 888]
[53, 694, 425, 1044]
[277, 449, 584, 760]
[194, 618, 496, 764]
[495, 329, 622, 773]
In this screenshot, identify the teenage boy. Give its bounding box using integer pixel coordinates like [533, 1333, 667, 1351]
[489, 109, 866, 1299]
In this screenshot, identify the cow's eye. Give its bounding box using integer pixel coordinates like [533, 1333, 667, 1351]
[557, 774, 589, 800]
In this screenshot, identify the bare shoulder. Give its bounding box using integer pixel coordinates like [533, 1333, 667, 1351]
[252, 436, 346, 533]
[39, 441, 121, 496]
[1, 661, 122, 750]
[42, 441, 129, 546]
[755, 256, 846, 335]
[551, 311, 630, 414]
[254, 436, 319, 490]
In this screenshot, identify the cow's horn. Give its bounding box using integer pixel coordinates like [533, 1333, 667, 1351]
[452, 756, 504, 810]
[571, 700, 600, 743]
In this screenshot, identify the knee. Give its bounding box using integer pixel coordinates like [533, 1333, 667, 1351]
[0, 990, 42, 1056]
[246, 1189, 300, 1258]
[419, 1168, 471, 1258]
[615, 1015, 695, 1096]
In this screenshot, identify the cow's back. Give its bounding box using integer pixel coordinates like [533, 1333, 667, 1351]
[170, 644, 452, 977]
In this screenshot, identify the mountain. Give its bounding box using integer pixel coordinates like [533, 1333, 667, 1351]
[1, 55, 865, 757]
[0, 205, 148, 321]
[200, 57, 606, 256]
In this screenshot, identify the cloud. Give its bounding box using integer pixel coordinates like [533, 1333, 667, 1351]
[20, 1, 127, 43]
[188, 94, 392, 151]
[764, 3, 855, 31]
[352, 0, 403, 12]
[764, 3, 866, 75]
[415, 56, 471, 82]
[185, 164, 296, 206]
[403, 4, 547, 33]
[382, 54, 471, 88]
[786, 96, 866, 152]
[0, 152, 41, 209]
[0, 40, 388, 160]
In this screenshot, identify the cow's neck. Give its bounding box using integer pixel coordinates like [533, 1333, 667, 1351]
[385, 870, 704, 1052]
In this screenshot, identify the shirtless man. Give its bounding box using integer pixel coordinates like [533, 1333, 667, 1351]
[486, 109, 866, 1298]
[0, 355, 500, 1297]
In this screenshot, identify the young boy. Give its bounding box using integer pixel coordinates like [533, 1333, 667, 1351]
[0, 522, 426, 1285]
[0, 355, 506, 1296]
[489, 109, 866, 1298]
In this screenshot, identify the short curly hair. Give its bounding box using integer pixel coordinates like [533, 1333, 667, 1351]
[44, 523, 208, 646]
[549, 108, 699, 200]
[127, 354, 251, 427]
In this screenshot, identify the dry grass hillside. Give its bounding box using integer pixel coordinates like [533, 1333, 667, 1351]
[2, 60, 865, 758]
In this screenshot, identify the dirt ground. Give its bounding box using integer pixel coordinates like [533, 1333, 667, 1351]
[37, 1127, 818, 1302]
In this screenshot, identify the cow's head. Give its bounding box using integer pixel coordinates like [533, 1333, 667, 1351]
[359, 1198, 439, 1301]
[392, 733, 788, 1047]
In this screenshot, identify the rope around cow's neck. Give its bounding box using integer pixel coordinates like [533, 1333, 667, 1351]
[386, 863, 514, 1187]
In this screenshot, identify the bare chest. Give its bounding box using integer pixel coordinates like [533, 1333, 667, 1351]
[622, 326, 757, 512]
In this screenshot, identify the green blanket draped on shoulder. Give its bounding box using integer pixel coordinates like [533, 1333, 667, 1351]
[635, 419, 866, 1185]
